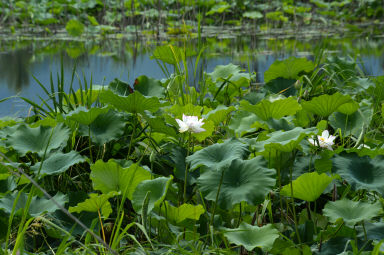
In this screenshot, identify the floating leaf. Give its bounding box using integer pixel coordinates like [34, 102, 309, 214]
[280, 172, 334, 202]
[243, 11, 263, 19]
[5, 124, 70, 157]
[90, 160, 151, 200]
[332, 152, 384, 195]
[197, 157, 275, 209]
[302, 93, 352, 117]
[186, 138, 248, 171]
[240, 96, 301, 121]
[0, 192, 68, 217]
[31, 151, 86, 177]
[223, 223, 279, 252]
[69, 191, 118, 218]
[99, 90, 161, 114]
[264, 57, 314, 83]
[323, 199, 381, 226]
[66, 106, 109, 126]
[132, 176, 173, 214]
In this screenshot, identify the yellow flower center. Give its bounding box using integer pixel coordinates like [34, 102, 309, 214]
[320, 137, 325, 142]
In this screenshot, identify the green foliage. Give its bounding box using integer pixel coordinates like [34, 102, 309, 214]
[197, 157, 275, 209]
[65, 19, 85, 37]
[264, 57, 315, 83]
[281, 172, 334, 201]
[323, 199, 381, 226]
[223, 223, 279, 252]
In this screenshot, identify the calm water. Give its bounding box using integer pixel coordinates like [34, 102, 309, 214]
[0, 36, 383, 117]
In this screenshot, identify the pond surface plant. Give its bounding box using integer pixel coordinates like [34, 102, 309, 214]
[1, 41, 384, 254]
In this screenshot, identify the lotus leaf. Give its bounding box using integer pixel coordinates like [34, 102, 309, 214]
[197, 157, 276, 209]
[69, 191, 118, 218]
[99, 90, 161, 114]
[66, 106, 109, 125]
[264, 57, 314, 83]
[280, 172, 335, 201]
[31, 150, 86, 177]
[0, 192, 68, 217]
[159, 201, 205, 225]
[332, 152, 384, 195]
[90, 160, 151, 199]
[323, 199, 381, 226]
[240, 96, 301, 121]
[223, 223, 279, 251]
[132, 176, 173, 214]
[5, 124, 70, 157]
[186, 138, 248, 171]
[302, 92, 352, 117]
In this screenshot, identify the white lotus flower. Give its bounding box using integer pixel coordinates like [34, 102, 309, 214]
[176, 114, 205, 133]
[308, 130, 336, 150]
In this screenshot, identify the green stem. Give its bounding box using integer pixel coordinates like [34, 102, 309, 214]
[183, 132, 192, 203]
[290, 151, 301, 244]
[209, 169, 224, 234]
[88, 125, 93, 162]
[127, 114, 137, 159]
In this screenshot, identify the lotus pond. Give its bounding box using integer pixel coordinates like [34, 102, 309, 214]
[2, 1, 384, 254]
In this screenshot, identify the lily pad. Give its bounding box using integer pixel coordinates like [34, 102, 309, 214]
[69, 191, 118, 218]
[159, 201, 205, 225]
[66, 106, 109, 126]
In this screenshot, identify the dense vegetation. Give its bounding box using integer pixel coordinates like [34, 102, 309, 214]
[1, 0, 383, 36]
[1, 42, 384, 254]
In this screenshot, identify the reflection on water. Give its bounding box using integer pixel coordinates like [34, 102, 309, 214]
[0, 49, 33, 91]
[0, 36, 384, 117]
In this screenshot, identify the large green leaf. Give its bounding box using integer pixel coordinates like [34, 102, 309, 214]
[151, 45, 184, 65]
[301, 93, 352, 117]
[223, 223, 279, 252]
[66, 106, 109, 126]
[240, 96, 301, 121]
[255, 127, 316, 153]
[186, 138, 249, 171]
[228, 111, 259, 137]
[0, 192, 68, 217]
[132, 176, 173, 214]
[69, 191, 118, 218]
[280, 172, 334, 202]
[79, 110, 126, 145]
[134, 75, 165, 97]
[90, 160, 151, 200]
[99, 90, 161, 114]
[31, 151, 86, 177]
[323, 199, 381, 226]
[329, 102, 373, 138]
[204, 105, 235, 126]
[264, 78, 297, 97]
[264, 57, 314, 83]
[159, 201, 205, 225]
[5, 124, 70, 157]
[197, 157, 275, 209]
[332, 152, 384, 195]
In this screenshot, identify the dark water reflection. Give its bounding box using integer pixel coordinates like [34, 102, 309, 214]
[0, 36, 383, 117]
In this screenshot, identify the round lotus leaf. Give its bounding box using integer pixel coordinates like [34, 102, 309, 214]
[323, 199, 381, 226]
[332, 152, 384, 195]
[197, 156, 275, 210]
